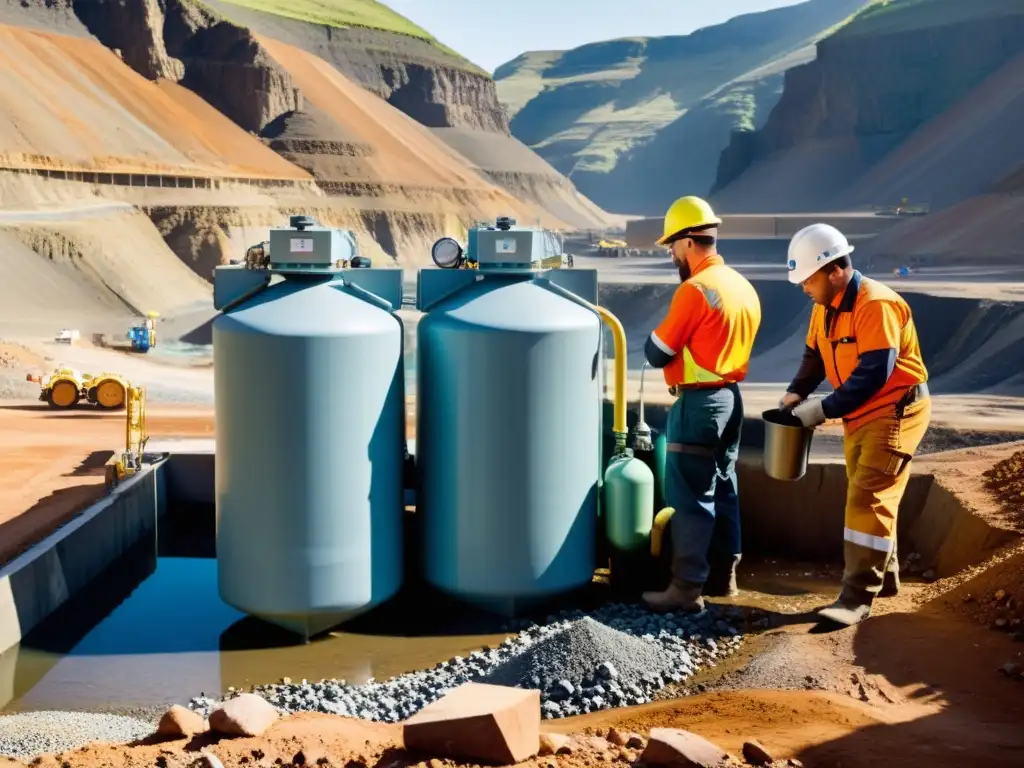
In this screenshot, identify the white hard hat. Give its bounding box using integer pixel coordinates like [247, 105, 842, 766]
[786, 223, 855, 284]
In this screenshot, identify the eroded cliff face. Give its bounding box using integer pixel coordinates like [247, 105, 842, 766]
[200, 0, 510, 135]
[71, 0, 301, 134]
[12, 0, 607, 229]
[381, 62, 508, 133]
[713, 11, 1024, 196]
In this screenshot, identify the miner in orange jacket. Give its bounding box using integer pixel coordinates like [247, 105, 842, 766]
[641, 196, 762, 614]
[782, 223, 931, 627]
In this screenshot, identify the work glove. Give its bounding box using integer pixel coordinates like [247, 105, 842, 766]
[791, 397, 827, 428]
[778, 392, 803, 411]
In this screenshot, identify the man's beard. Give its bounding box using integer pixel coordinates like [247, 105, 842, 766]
[675, 259, 691, 283]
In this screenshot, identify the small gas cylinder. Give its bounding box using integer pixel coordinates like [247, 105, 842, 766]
[603, 452, 655, 554]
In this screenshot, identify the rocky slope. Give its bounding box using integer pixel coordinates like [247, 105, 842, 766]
[0, 0, 624, 327]
[712, 0, 1024, 214]
[0, 203, 212, 337]
[201, 0, 612, 228]
[494, 0, 872, 215]
[0, 0, 606, 333]
[0, 21, 311, 177]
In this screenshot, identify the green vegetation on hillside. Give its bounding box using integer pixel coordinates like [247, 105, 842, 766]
[494, 0, 874, 214]
[214, 0, 481, 70]
[833, 0, 1024, 37]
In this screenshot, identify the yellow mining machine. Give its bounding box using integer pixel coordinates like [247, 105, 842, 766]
[107, 384, 149, 488]
[27, 367, 131, 410]
[873, 197, 930, 216]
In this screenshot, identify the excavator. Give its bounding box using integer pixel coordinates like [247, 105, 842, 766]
[107, 384, 148, 488]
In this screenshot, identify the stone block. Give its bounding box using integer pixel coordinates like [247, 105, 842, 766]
[403, 683, 540, 765]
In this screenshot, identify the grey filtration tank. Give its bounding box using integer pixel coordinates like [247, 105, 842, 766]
[212, 216, 406, 639]
[416, 218, 602, 615]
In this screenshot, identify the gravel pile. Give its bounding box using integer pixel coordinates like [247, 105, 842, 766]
[189, 602, 745, 722]
[0, 711, 154, 759]
[481, 616, 681, 716]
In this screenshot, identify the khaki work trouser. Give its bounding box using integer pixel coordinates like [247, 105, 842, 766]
[841, 398, 931, 599]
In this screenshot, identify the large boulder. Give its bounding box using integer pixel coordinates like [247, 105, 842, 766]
[639, 728, 730, 768]
[209, 693, 280, 738]
[156, 704, 207, 738]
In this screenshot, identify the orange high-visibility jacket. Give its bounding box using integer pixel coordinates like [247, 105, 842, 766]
[647, 255, 762, 388]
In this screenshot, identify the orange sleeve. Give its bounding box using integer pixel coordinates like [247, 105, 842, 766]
[805, 306, 821, 350]
[854, 300, 902, 353]
[652, 283, 707, 355]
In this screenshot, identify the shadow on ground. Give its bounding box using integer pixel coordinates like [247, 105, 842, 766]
[794, 608, 1024, 767]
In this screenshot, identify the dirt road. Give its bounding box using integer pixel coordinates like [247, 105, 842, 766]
[0, 403, 214, 566]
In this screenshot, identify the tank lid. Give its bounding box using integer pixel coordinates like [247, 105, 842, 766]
[427, 216, 569, 274]
[236, 217, 363, 275]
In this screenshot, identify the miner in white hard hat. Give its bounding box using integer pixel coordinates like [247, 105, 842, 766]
[780, 223, 931, 626]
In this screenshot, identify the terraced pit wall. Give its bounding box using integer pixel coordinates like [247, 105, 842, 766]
[712, 0, 1024, 211]
[597, 280, 1024, 396]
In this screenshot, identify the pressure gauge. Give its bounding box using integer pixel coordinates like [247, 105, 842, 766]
[431, 237, 464, 269]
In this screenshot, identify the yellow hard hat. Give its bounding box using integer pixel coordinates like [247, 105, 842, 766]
[657, 196, 722, 246]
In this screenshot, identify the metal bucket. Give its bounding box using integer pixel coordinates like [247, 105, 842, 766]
[762, 409, 814, 481]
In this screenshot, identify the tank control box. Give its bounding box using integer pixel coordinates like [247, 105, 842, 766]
[269, 217, 357, 272]
[475, 220, 563, 272]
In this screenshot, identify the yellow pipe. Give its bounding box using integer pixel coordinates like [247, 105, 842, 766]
[541, 282, 628, 450]
[651, 507, 676, 557]
[589, 303, 628, 442]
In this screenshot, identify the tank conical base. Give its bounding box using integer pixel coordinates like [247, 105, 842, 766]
[246, 606, 376, 642]
[436, 586, 590, 619]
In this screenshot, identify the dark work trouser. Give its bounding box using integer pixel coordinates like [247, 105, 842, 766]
[664, 383, 743, 586]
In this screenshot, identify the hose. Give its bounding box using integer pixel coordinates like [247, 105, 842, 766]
[639, 360, 648, 425]
[634, 361, 653, 452]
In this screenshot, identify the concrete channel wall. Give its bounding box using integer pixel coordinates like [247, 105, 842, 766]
[0, 442, 216, 658]
[0, 467, 159, 656]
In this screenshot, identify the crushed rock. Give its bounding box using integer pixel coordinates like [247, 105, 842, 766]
[983, 448, 1024, 527]
[189, 604, 745, 722]
[0, 711, 153, 759]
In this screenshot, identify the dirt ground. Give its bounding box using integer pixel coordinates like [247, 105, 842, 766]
[0, 403, 214, 565]
[10, 555, 1024, 768]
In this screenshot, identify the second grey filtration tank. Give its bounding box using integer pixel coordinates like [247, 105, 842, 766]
[416, 218, 602, 615]
[212, 216, 406, 640]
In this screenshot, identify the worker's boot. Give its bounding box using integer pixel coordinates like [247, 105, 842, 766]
[879, 566, 900, 598]
[878, 545, 900, 598]
[642, 578, 705, 613]
[704, 554, 741, 598]
[817, 586, 873, 627]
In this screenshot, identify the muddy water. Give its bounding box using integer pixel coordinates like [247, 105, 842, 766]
[0, 509, 513, 715]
